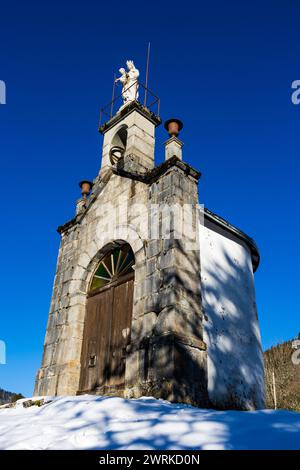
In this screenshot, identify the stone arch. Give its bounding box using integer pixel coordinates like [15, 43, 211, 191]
[86, 240, 135, 293]
[70, 224, 145, 292]
[78, 238, 142, 394]
[65, 229, 148, 395]
[81, 229, 145, 293]
[111, 123, 128, 147]
[109, 124, 128, 165]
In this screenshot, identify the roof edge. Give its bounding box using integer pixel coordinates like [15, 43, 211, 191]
[204, 207, 260, 272]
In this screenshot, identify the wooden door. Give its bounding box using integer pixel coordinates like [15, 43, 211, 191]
[79, 271, 134, 393]
[108, 276, 134, 387]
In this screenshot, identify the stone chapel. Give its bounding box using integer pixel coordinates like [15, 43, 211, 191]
[34, 63, 265, 410]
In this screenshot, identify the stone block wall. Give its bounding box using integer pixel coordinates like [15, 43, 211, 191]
[35, 157, 209, 407]
[35, 103, 263, 410]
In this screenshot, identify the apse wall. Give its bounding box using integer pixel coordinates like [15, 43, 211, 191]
[199, 221, 265, 410]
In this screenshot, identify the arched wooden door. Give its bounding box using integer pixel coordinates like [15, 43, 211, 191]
[78, 245, 134, 394]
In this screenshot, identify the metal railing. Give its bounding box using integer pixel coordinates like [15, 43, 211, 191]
[98, 81, 160, 128]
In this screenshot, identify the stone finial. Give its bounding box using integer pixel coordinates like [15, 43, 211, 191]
[164, 119, 184, 161]
[79, 180, 93, 200]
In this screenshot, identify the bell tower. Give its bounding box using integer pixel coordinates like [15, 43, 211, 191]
[99, 101, 161, 175]
[98, 59, 161, 176]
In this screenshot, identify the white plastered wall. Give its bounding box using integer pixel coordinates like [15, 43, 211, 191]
[199, 221, 265, 410]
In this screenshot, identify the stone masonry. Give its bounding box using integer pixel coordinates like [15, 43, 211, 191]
[35, 101, 264, 410]
[34, 102, 209, 407]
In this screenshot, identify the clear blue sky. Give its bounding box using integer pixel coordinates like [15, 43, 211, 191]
[1, 1, 299, 396]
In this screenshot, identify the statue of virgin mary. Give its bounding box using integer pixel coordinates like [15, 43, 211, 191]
[115, 60, 139, 109]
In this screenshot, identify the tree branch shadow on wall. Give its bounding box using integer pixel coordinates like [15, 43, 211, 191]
[78, 233, 264, 410]
[147, 237, 265, 410]
[201, 244, 265, 410]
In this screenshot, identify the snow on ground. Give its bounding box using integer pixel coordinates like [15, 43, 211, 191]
[0, 395, 299, 450]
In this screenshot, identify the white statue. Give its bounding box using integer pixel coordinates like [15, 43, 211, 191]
[115, 60, 139, 109]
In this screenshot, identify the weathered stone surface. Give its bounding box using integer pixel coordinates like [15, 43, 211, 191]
[35, 102, 263, 411]
[35, 153, 209, 407]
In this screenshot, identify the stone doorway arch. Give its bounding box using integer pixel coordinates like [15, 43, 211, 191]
[78, 243, 135, 395]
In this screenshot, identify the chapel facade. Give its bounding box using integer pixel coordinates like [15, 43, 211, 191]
[34, 65, 265, 410]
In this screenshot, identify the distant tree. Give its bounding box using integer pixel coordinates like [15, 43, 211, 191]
[0, 388, 24, 405]
[11, 393, 24, 403]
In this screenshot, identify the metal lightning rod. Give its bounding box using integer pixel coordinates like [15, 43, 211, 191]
[144, 42, 151, 107]
[110, 72, 116, 118]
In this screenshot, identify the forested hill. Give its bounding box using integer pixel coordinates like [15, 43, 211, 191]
[0, 388, 24, 405]
[264, 335, 300, 412]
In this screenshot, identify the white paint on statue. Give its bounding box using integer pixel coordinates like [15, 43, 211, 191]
[115, 60, 139, 110]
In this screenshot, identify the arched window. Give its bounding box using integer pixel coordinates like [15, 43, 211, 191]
[89, 244, 134, 293]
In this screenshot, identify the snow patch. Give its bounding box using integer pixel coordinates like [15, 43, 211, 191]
[0, 395, 299, 450]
